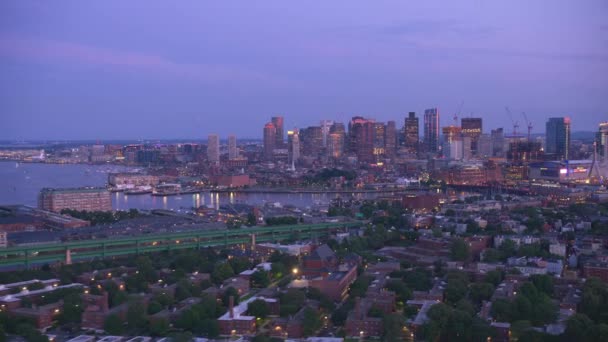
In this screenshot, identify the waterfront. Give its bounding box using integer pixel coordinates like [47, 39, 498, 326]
[0, 162, 384, 210]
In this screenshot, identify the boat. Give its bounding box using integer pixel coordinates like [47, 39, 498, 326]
[125, 187, 153, 195]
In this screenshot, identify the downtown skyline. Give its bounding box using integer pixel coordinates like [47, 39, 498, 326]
[1, 0, 607, 140]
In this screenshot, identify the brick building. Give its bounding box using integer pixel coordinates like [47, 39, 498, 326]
[38, 188, 112, 213]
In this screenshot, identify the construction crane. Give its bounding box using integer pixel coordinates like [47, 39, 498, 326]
[505, 106, 519, 137]
[453, 101, 464, 125]
[521, 111, 533, 141]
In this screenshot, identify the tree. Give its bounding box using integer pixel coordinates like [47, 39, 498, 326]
[450, 238, 470, 262]
[149, 317, 170, 337]
[565, 314, 594, 340]
[212, 262, 234, 284]
[302, 307, 321, 337]
[383, 313, 406, 342]
[247, 299, 270, 319]
[126, 301, 147, 331]
[484, 270, 504, 287]
[104, 314, 124, 335]
[470, 283, 495, 304]
[147, 300, 163, 315]
[251, 270, 270, 288]
[498, 239, 517, 259]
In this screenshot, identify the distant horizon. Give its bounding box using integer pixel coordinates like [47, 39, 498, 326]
[2, 1, 606, 139]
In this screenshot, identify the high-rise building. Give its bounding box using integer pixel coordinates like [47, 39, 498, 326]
[404, 112, 419, 154]
[263, 122, 276, 160]
[598, 122, 608, 161]
[207, 134, 220, 165]
[546, 117, 571, 160]
[424, 108, 440, 153]
[38, 187, 112, 213]
[491, 128, 505, 157]
[300, 126, 323, 158]
[271, 116, 284, 148]
[329, 122, 346, 158]
[349, 116, 375, 163]
[320, 120, 334, 147]
[385, 121, 397, 158]
[228, 135, 238, 160]
[478, 134, 493, 158]
[287, 129, 300, 165]
[461, 118, 483, 154]
[373, 123, 386, 160]
[442, 126, 461, 159]
[328, 133, 343, 158]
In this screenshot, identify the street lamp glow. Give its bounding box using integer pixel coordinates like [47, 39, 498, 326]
[292, 268, 299, 275]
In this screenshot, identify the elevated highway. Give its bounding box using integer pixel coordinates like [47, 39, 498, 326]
[0, 222, 360, 269]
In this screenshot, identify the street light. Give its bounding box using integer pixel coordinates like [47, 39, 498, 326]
[292, 268, 299, 275]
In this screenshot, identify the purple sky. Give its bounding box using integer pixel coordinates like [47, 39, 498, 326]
[1, 1, 607, 140]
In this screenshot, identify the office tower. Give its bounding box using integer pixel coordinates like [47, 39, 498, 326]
[546, 117, 571, 160]
[328, 133, 343, 158]
[491, 128, 505, 157]
[38, 187, 112, 213]
[271, 116, 284, 148]
[320, 120, 334, 147]
[207, 134, 220, 165]
[424, 108, 440, 153]
[478, 134, 493, 158]
[348, 116, 375, 163]
[385, 121, 397, 157]
[373, 123, 386, 160]
[263, 122, 276, 160]
[287, 129, 300, 164]
[228, 135, 238, 160]
[442, 126, 461, 159]
[300, 126, 323, 158]
[598, 122, 608, 160]
[461, 118, 483, 154]
[404, 112, 419, 154]
[329, 122, 346, 158]
[462, 136, 473, 160]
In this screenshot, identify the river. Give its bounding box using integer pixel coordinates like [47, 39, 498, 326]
[0, 161, 383, 210]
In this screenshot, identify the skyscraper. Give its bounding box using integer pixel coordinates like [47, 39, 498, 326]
[385, 121, 397, 158]
[442, 125, 461, 159]
[300, 126, 323, 158]
[546, 117, 571, 160]
[348, 116, 375, 163]
[424, 108, 439, 153]
[207, 134, 220, 165]
[271, 116, 284, 148]
[491, 128, 505, 157]
[228, 135, 238, 160]
[461, 118, 483, 154]
[374, 122, 386, 160]
[263, 122, 276, 161]
[287, 129, 300, 165]
[320, 120, 334, 147]
[329, 122, 346, 158]
[404, 112, 419, 154]
[598, 122, 608, 161]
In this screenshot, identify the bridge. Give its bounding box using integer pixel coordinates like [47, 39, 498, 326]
[0, 222, 361, 269]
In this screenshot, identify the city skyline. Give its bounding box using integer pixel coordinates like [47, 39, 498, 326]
[1, 1, 607, 140]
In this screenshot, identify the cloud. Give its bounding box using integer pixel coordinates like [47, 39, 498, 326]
[0, 33, 289, 86]
[376, 20, 498, 39]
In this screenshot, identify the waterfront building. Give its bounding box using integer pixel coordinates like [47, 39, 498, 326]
[207, 134, 220, 165]
[546, 117, 571, 160]
[263, 122, 276, 161]
[424, 108, 440, 153]
[228, 135, 238, 160]
[38, 188, 112, 213]
[271, 116, 284, 148]
[404, 112, 419, 154]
